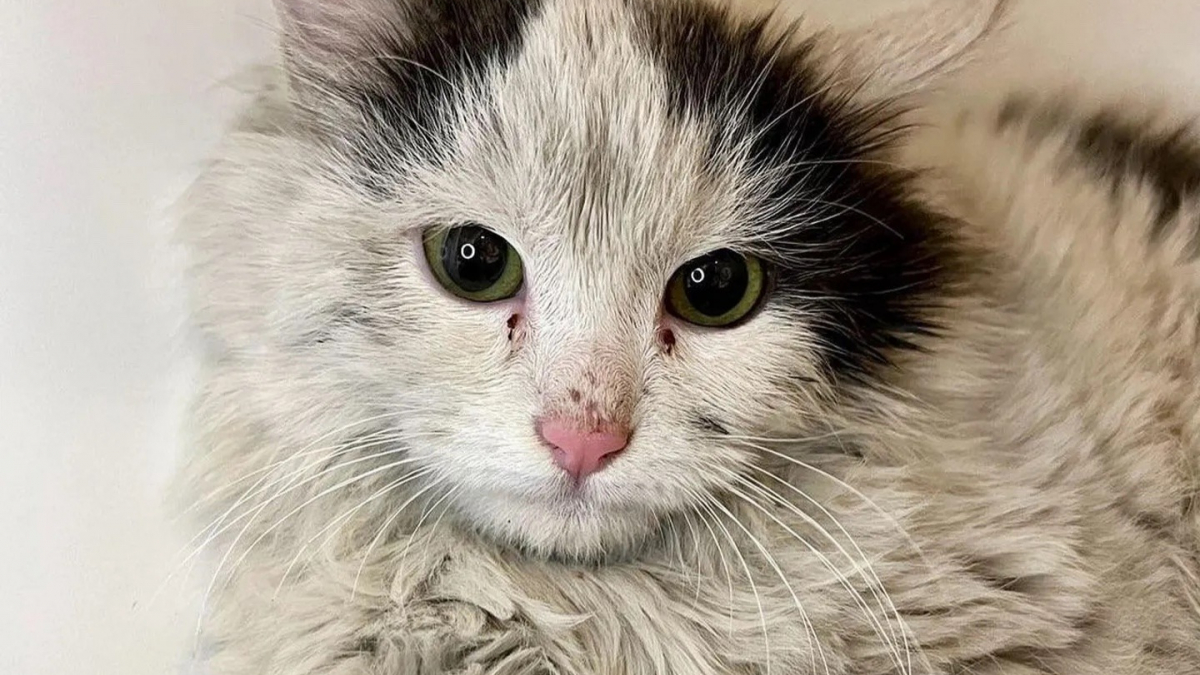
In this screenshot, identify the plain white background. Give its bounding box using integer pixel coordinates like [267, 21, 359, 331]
[0, 2, 1197, 674]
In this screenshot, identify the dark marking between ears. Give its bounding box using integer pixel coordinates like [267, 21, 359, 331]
[632, 0, 958, 382]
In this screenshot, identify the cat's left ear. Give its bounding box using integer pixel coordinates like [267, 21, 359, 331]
[273, 0, 407, 92]
[808, 0, 1010, 103]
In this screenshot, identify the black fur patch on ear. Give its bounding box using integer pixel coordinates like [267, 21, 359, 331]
[631, 0, 958, 383]
[313, 0, 544, 172]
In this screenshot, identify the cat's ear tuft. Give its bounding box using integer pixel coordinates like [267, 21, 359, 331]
[812, 0, 1010, 104]
[273, 0, 405, 86]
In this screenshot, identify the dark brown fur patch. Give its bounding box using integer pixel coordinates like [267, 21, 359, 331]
[999, 95, 1200, 256]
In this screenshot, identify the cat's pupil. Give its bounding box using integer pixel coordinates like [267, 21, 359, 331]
[683, 249, 749, 317]
[441, 225, 508, 292]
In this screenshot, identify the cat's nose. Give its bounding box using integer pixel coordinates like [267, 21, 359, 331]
[537, 418, 629, 481]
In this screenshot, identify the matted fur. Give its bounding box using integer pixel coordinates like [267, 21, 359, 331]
[177, 0, 1200, 673]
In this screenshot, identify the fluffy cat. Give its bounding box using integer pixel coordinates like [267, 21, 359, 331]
[177, 0, 1200, 672]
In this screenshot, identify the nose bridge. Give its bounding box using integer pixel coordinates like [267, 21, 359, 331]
[535, 287, 644, 424]
[543, 330, 638, 424]
[531, 245, 653, 424]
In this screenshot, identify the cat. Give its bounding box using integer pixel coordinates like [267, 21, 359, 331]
[176, 0, 1200, 672]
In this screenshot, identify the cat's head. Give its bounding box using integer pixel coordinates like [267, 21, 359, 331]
[186, 0, 1000, 560]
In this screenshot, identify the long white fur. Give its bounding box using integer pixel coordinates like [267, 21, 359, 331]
[177, 0, 1200, 673]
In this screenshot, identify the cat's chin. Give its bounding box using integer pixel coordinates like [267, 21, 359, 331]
[450, 486, 671, 562]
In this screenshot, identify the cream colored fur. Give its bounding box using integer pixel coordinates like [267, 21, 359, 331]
[178, 1, 1200, 673]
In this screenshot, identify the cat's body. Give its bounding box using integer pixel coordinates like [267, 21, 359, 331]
[179, 0, 1200, 673]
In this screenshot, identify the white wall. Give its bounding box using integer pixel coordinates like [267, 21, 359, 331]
[0, 2, 273, 673]
[0, 2, 1196, 675]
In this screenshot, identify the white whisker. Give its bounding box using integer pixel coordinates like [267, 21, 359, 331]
[738, 439, 930, 568]
[274, 466, 436, 597]
[679, 509, 705, 603]
[193, 454, 424, 650]
[697, 494, 772, 675]
[180, 442, 422, 579]
[164, 422, 421, 595]
[708, 490, 827, 675]
[351, 475, 450, 600]
[745, 466, 918, 674]
[689, 496, 737, 638]
[731, 438, 932, 673]
[726, 474, 901, 674]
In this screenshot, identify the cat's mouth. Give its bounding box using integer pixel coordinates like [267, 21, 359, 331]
[554, 471, 609, 499]
[448, 473, 676, 561]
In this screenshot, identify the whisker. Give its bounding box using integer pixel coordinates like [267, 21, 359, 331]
[722, 430, 849, 444]
[183, 430, 409, 549]
[182, 422, 426, 540]
[730, 438, 930, 673]
[417, 483, 462, 565]
[274, 466, 436, 597]
[689, 496, 737, 638]
[192, 455, 423, 650]
[351, 475, 450, 600]
[179, 441, 422, 577]
[725, 474, 900, 674]
[182, 410, 420, 514]
[737, 439, 931, 568]
[226, 455, 427, 577]
[164, 437, 415, 605]
[665, 515, 689, 586]
[156, 425, 429, 611]
[679, 509, 705, 603]
[708, 489, 827, 675]
[696, 494, 772, 675]
[166, 422, 421, 588]
[746, 465, 919, 674]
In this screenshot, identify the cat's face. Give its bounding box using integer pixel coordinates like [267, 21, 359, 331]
[192, 0, 984, 560]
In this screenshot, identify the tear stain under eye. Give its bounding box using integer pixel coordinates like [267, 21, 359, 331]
[657, 327, 676, 355]
[504, 313, 529, 362]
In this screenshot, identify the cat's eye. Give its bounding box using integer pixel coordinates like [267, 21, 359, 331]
[665, 249, 768, 327]
[423, 224, 524, 302]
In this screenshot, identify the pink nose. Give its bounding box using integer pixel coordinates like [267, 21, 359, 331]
[538, 419, 630, 481]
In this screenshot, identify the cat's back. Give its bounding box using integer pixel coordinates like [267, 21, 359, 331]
[903, 90, 1200, 559]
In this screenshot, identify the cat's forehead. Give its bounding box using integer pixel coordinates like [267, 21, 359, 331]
[437, 0, 760, 264]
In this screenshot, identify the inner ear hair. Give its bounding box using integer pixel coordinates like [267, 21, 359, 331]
[764, 0, 1011, 106]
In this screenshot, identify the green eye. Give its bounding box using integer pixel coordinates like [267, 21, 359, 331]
[423, 224, 524, 302]
[665, 249, 768, 327]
